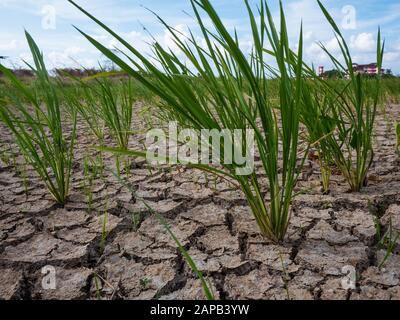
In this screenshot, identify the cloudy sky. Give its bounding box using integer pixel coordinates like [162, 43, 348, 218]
[1, 0, 399, 74]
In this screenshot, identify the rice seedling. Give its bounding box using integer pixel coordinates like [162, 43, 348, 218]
[373, 209, 399, 269]
[78, 75, 136, 173]
[319, 161, 331, 194]
[19, 160, 29, 199]
[62, 79, 105, 143]
[309, 0, 385, 192]
[94, 76, 135, 153]
[100, 208, 108, 253]
[93, 274, 102, 300]
[373, 215, 382, 241]
[140, 277, 152, 289]
[82, 154, 102, 212]
[0, 144, 13, 167]
[297, 81, 337, 194]
[0, 32, 77, 205]
[395, 122, 400, 156]
[284, 1, 385, 193]
[65, 72, 144, 150]
[68, 0, 307, 242]
[378, 217, 400, 270]
[10, 147, 18, 169]
[131, 211, 142, 231]
[279, 251, 291, 300]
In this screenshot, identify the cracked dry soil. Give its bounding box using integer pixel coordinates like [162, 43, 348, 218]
[1, 104, 400, 300]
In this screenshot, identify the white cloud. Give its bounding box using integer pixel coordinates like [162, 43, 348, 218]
[0, 39, 19, 51]
[384, 52, 400, 63]
[325, 37, 340, 52]
[306, 38, 340, 63]
[352, 52, 376, 65]
[350, 33, 376, 52]
[64, 46, 84, 56]
[307, 42, 323, 57]
[107, 30, 145, 49]
[304, 31, 313, 41]
[18, 52, 33, 66]
[0, 0, 14, 7]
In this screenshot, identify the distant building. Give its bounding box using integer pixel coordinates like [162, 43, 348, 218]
[318, 63, 393, 79]
[352, 63, 378, 75]
[351, 63, 392, 76]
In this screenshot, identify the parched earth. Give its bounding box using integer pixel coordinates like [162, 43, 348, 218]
[1, 104, 400, 300]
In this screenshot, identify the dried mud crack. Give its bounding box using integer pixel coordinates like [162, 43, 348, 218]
[1, 106, 400, 300]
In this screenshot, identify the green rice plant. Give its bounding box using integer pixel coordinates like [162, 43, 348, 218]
[95, 76, 135, 152]
[373, 215, 382, 241]
[20, 159, 29, 199]
[378, 217, 400, 269]
[395, 122, 400, 156]
[0, 144, 12, 167]
[140, 277, 152, 289]
[62, 80, 105, 142]
[279, 251, 291, 300]
[68, 0, 307, 242]
[285, 2, 384, 193]
[65, 73, 136, 173]
[100, 207, 108, 253]
[266, 60, 335, 194]
[0, 32, 77, 205]
[10, 147, 17, 169]
[89, 76, 136, 174]
[320, 158, 331, 194]
[297, 80, 338, 194]
[93, 274, 102, 300]
[311, 0, 385, 192]
[82, 154, 102, 212]
[131, 211, 143, 231]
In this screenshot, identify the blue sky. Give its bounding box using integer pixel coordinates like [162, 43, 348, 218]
[1, 0, 400, 74]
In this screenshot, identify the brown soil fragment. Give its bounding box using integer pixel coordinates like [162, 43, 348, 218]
[160, 278, 218, 300]
[95, 254, 176, 299]
[295, 240, 369, 276]
[1, 233, 88, 264]
[0, 268, 24, 299]
[307, 220, 358, 245]
[224, 267, 285, 299]
[247, 243, 299, 273]
[181, 203, 227, 227]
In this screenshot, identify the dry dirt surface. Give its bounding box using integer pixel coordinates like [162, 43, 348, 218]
[1, 104, 400, 300]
